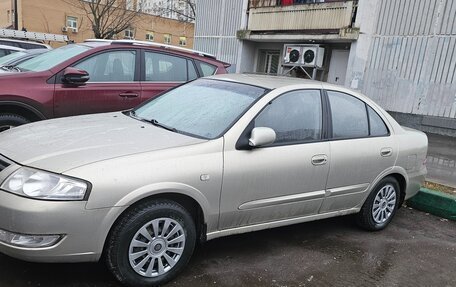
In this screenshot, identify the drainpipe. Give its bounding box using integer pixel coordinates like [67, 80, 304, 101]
[13, 0, 18, 30]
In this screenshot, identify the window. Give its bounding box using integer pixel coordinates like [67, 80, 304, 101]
[196, 61, 217, 76]
[257, 50, 280, 74]
[126, 0, 133, 10]
[66, 16, 78, 30]
[328, 91, 369, 139]
[163, 34, 171, 44]
[368, 106, 389, 136]
[124, 28, 135, 39]
[144, 52, 187, 82]
[187, 60, 198, 81]
[255, 90, 322, 145]
[74, 50, 136, 82]
[179, 36, 187, 46]
[17, 44, 91, 72]
[146, 31, 154, 41]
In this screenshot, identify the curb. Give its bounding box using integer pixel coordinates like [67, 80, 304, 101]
[407, 188, 456, 221]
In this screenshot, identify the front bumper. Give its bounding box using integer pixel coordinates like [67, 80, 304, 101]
[0, 190, 124, 263]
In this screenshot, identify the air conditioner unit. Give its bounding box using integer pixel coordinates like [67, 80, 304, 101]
[71, 27, 78, 33]
[302, 46, 325, 68]
[283, 44, 325, 68]
[62, 26, 68, 32]
[284, 46, 303, 65]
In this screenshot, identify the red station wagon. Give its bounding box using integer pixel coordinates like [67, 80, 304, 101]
[0, 40, 229, 131]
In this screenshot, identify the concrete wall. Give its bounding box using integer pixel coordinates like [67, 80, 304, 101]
[17, 0, 194, 48]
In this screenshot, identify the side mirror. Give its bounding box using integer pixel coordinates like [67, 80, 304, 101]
[62, 67, 89, 86]
[249, 127, 276, 147]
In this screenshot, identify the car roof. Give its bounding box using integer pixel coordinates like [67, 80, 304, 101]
[82, 40, 228, 67]
[207, 73, 321, 90]
[0, 38, 51, 49]
[0, 44, 25, 51]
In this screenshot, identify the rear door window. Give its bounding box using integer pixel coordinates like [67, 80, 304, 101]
[368, 106, 389, 136]
[327, 91, 369, 139]
[144, 52, 188, 82]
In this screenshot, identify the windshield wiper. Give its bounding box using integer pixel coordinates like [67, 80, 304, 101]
[127, 111, 178, 133]
[147, 119, 178, 132]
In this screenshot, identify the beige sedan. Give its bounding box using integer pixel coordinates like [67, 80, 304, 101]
[0, 74, 427, 286]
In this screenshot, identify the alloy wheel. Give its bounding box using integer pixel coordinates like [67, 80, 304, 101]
[372, 184, 397, 224]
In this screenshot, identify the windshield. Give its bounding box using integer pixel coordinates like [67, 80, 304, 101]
[133, 79, 267, 139]
[16, 44, 91, 72]
[0, 51, 26, 65]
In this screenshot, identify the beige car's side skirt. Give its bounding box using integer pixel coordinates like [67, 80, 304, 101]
[206, 207, 360, 241]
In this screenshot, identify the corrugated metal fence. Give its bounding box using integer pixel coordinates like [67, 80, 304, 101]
[194, 0, 245, 69]
[363, 0, 456, 118]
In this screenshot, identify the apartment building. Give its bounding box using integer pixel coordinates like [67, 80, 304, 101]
[195, 0, 456, 136]
[0, 0, 194, 48]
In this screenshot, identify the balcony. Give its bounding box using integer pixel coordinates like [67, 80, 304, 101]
[247, 0, 357, 33]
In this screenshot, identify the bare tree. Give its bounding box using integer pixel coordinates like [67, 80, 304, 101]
[64, 0, 143, 39]
[149, 0, 196, 22]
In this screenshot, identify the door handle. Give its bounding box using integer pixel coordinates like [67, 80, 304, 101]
[311, 154, 328, 166]
[380, 148, 393, 157]
[119, 92, 139, 98]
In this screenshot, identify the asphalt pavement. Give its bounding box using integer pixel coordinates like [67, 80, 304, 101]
[0, 207, 454, 287]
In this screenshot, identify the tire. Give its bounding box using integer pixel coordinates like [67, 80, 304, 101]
[0, 113, 30, 132]
[356, 176, 400, 231]
[105, 200, 196, 287]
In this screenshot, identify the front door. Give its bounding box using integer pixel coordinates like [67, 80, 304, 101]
[220, 89, 330, 229]
[54, 49, 141, 117]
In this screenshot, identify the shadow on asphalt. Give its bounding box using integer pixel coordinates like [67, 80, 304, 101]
[1, 209, 455, 287]
[0, 215, 358, 287]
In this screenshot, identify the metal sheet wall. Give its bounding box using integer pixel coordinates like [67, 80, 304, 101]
[363, 0, 456, 118]
[194, 0, 245, 67]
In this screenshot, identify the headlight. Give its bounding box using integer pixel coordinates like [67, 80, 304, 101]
[0, 167, 88, 201]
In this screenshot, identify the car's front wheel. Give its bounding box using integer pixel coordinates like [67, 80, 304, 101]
[0, 113, 30, 132]
[356, 176, 400, 231]
[105, 200, 196, 287]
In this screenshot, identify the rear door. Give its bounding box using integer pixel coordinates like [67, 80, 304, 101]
[53, 49, 142, 117]
[320, 90, 396, 213]
[140, 50, 198, 102]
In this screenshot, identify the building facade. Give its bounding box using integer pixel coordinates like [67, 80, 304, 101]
[195, 0, 456, 136]
[0, 0, 194, 48]
[140, 0, 195, 22]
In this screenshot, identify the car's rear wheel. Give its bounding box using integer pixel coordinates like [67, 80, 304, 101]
[105, 200, 196, 287]
[356, 176, 400, 231]
[0, 113, 30, 132]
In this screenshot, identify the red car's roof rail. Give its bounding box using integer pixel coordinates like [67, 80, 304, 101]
[84, 39, 217, 60]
